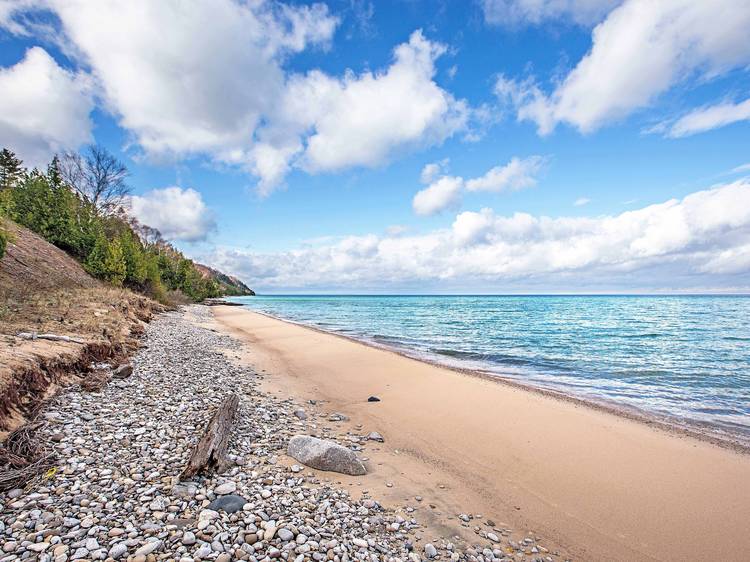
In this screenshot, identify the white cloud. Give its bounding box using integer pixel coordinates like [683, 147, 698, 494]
[574, 197, 590, 206]
[0, 46, 93, 167]
[481, 0, 620, 27]
[2, 3, 469, 193]
[254, 30, 468, 190]
[386, 225, 409, 236]
[733, 163, 750, 174]
[129, 187, 216, 243]
[413, 176, 464, 216]
[465, 156, 547, 192]
[413, 155, 546, 215]
[496, 0, 750, 135]
[420, 159, 449, 184]
[36, 0, 335, 160]
[205, 180, 750, 291]
[665, 98, 750, 138]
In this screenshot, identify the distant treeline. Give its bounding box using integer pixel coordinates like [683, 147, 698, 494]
[0, 146, 224, 303]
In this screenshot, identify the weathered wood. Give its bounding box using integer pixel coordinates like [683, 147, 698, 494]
[180, 393, 239, 479]
[17, 332, 85, 344]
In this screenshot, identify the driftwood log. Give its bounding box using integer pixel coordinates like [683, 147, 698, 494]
[17, 332, 85, 344]
[180, 393, 239, 480]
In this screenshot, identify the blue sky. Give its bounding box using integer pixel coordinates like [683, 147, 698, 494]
[1, 1, 750, 292]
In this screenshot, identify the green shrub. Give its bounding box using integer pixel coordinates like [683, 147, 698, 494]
[0, 227, 7, 259]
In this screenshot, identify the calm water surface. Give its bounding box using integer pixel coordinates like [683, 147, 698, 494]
[231, 295, 750, 441]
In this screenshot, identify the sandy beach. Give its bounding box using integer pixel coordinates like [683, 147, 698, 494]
[213, 306, 750, 562]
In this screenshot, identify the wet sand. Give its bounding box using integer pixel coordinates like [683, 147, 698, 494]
[212, 306, 750, 562]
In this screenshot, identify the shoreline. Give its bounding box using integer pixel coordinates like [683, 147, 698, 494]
[230, 305, 750, 454]
[212, 304, 750, 562]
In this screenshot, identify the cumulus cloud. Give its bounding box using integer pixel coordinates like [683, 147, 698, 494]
[665, 98, 750, 138]
[413, 155, 546, 215]
[253, 30, 468, 192]
[465, 156, 547, 192]
[496, 0, 750, 135]
[0, 46, 93, 167]
[205, 180, 750, 291]
[413, 176, 464, 216]
[129, 187, 216, 243]
[481, 0, 620, 27]
[2, 2, 468, 193]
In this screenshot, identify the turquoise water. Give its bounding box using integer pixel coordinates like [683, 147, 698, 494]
[230, 295, 750, 442]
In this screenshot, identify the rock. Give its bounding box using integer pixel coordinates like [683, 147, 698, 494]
[264, 525, 277, 541]
[293, 409, 307, 420]
[208, 494, 248, 513]
[134, 540, 161, 556]
[287, 435, 367, 476]
[277, 528, 294, 542]
[367, 396, 381, 402]
[27, 542, 50, 553]
[7, 488, 24, 499]
[182, 531, 197, 546]
[112, 364, 133, 379]
[216, 554, 231, 562]
[214, 481, 237, 495]
[425, 544, 437, 558]
[487, 533, 499, 543]
[108, 543, 128, 559]
[367, 431, 384, 442]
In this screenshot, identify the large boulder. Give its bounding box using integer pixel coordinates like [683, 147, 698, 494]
[287, 435, 367, 476]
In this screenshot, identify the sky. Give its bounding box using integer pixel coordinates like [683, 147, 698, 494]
[1, 0, 750, 293]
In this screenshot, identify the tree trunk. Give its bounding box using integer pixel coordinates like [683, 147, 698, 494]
[180, 393, 239, 479]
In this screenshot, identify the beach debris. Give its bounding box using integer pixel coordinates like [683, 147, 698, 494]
[180, 393, 239, 479]
[112, 363, 133, 379]
[368, 431, 385, 442]
[287, 435, 367, 475]
[368, 395, 381, 402]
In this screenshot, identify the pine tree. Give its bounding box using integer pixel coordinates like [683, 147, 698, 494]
[85, 233, 110, 279]
[47, 156, 64, 189]
[104, 237, 127, 286]
[119, 230, 147, 285]
[0, 148, 24, 190]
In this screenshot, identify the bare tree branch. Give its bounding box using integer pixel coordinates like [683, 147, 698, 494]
[60, 145, 131, 214]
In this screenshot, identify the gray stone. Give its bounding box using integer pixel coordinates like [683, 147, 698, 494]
[108, 543, 128, 559]
[208, 494, 248, 514]
[287, 435, 367, 476]
[367, 431, 384, 442]
[277, 528, 294, 542]
[112, 364, 133, 379]
[425, 544, 437, 558]
[214, 481, 237, 495]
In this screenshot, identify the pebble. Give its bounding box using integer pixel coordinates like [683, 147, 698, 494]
[214, 481, 237, 495]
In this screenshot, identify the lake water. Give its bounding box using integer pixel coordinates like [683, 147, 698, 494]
[230, 295, 750, 443]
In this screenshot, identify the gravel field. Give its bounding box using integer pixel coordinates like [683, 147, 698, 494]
[0, 306, 562, 562]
